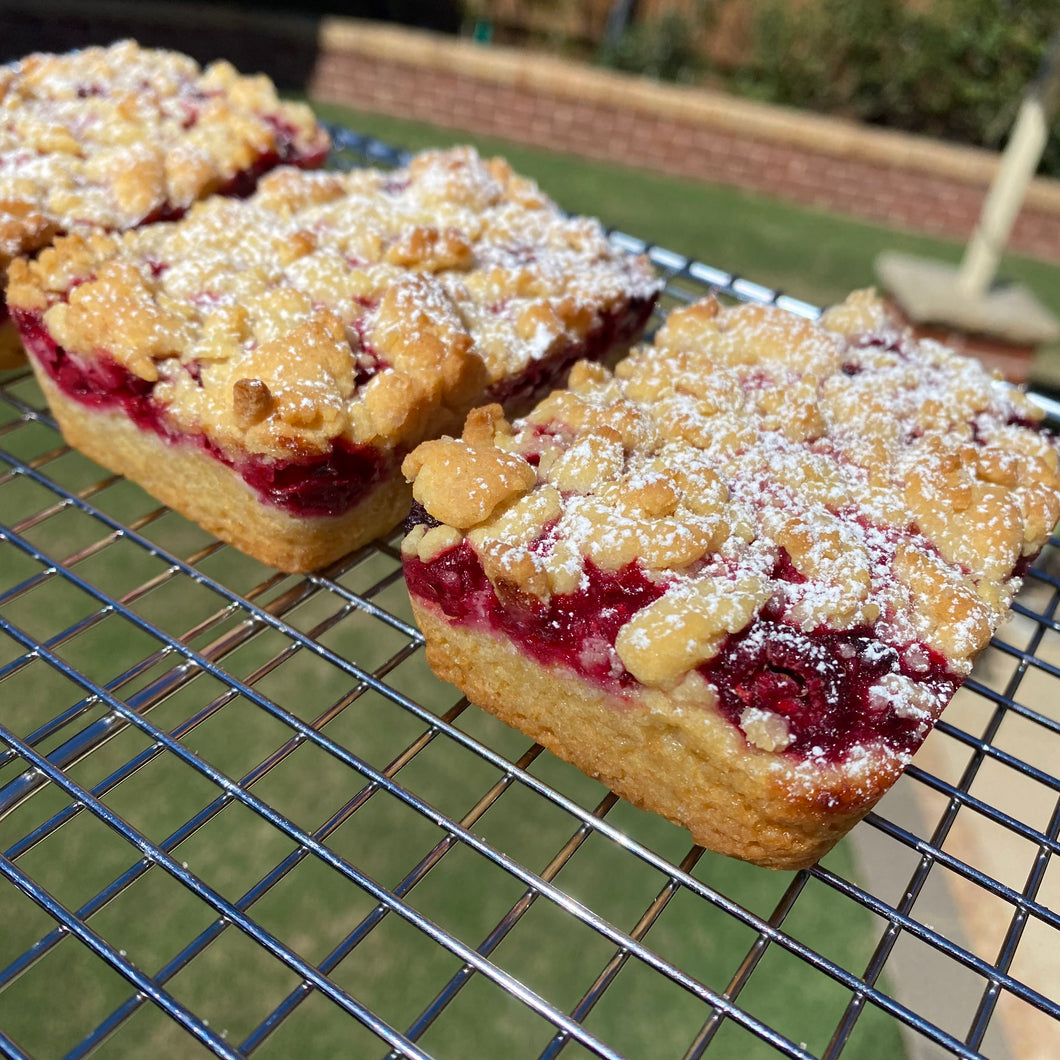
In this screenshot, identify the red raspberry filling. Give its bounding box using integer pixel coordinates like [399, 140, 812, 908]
[403, 508, 958, 761]
[12, 285, 653, 517]
[199, 116, 330, 204]
[232, 442, 391, 518]
[135, 121, 329, 225]
[704, 620, 955, 759]
[13, 306, 392, 518]
[486, 295, 656, 411]
[403, 531, 662, 690]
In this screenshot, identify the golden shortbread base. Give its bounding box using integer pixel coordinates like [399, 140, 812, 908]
[411, 597, 903, 869]
[34, 368, 410, 573]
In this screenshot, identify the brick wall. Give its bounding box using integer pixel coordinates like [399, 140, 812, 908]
[310, 19, 1060, 266]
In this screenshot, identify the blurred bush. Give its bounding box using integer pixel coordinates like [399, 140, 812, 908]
[596, 7, 709, 82]
[593, 0, 1060, 175]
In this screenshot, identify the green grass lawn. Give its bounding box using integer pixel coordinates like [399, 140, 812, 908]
[312, 99, 1060, 391]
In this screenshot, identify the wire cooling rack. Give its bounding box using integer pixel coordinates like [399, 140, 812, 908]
[1, 126, 1059, 1060]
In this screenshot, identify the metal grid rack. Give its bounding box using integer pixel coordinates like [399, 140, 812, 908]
[1, 125, 1059, 1060]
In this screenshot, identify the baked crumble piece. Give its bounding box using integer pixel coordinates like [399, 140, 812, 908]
[0, 39, 329, 366]
[401, 290, 1060, 867]
[7, 146, 659, 571]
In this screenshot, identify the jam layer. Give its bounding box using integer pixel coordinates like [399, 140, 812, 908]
[705, 619, 955, 760]
[405, 534, 662, 690]
[144, 118, 328, 221]
[403, 512, 958, 762]
[486, 295, 656, 412]
[14, 290, 652, 518]
[14, 306, 391, 519]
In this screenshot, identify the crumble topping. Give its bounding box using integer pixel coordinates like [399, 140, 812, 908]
[0, 40, 327, 272]
[403, 290, 1060, 757]
[8, 146, 660, 460]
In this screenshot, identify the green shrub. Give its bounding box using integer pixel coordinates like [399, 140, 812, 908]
[596, 5, 712, 83]
[739, 0, 1060, 172]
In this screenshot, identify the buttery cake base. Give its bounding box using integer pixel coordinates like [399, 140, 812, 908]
[34, 371, 410, 573]
[410, 597, 903, 869]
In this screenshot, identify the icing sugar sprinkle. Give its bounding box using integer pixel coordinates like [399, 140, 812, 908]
[410, 291, 1060, 764]
[10, 144, 660, 462]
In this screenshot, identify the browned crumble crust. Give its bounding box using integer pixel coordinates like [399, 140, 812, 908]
[0, 40, 326, 270]
[9, 148, 659, 462]
[0, 40, 328, 369]
[9, 146, 659, 570]
[402, 291, 1060, 867]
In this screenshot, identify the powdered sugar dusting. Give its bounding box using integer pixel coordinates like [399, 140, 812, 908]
[0, 40, 326, 269]
[407, 291, 1060, 765]
[10, 145, 660, 462]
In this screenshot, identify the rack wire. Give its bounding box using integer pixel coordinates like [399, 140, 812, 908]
[1, 125, 1059, 1060]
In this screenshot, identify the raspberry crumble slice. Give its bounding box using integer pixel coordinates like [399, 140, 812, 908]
[8, 146, 659, 572]
[0, 39, 330, 367]
[401, 290, 1060, 867]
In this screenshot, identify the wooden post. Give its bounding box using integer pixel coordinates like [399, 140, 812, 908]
[958, 31, 1060, 298]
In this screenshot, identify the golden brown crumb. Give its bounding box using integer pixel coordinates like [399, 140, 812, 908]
[232, 378, 274, 428]
[10, 147, 659, 464]
[406, 290, 1060, 684]
[401, 289, 1060, 867]
[0, 40, 327, 273]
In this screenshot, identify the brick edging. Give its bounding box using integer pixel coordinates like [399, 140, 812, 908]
[310, 18, 1060, 264]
